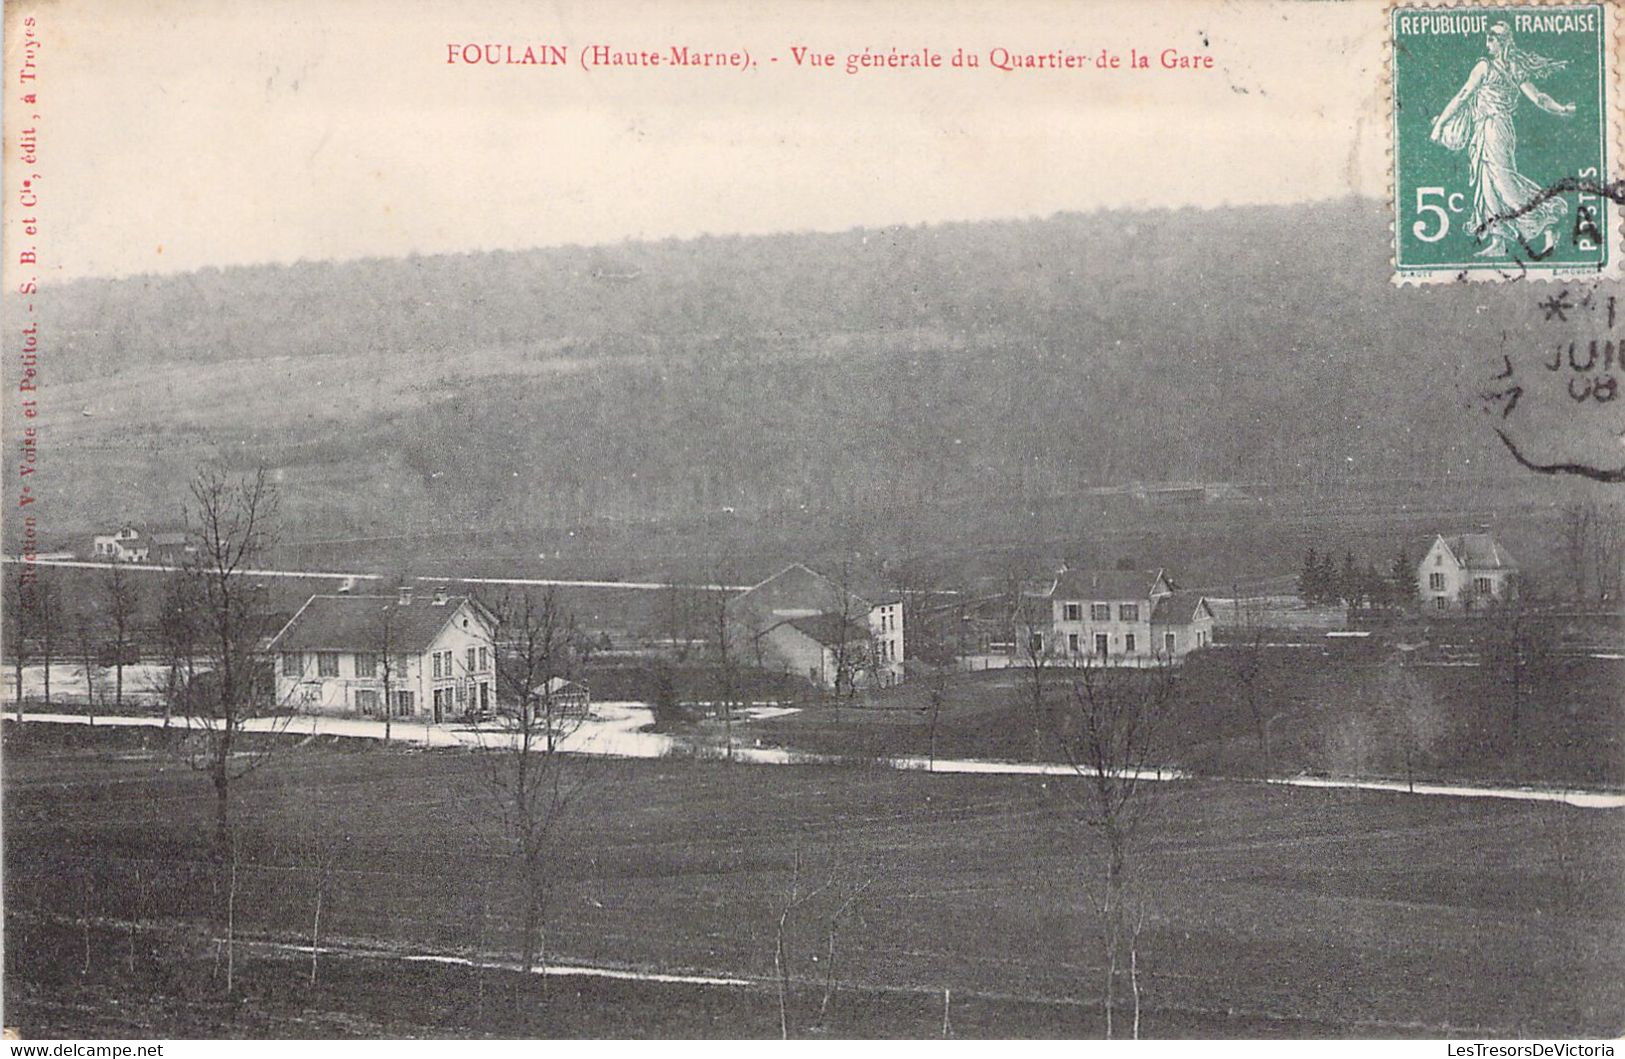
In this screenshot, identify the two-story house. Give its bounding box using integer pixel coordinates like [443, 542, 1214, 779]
[1019, 567, 1214, 664]
[726, 563, 904, 688]
[91, 526, 149, 562]
[268, 584, 500, 722]
[1417, 533, 1519, 612]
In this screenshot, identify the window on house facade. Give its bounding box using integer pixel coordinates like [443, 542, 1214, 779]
[1063, 603, 1081, 621]
[392, 690, 414, 716]
[394, 654, 411, 677]
[456, 683, 467, 706]
[1125, 633, 1137, 654]
[1119, 604, 1139, 622]
[479, 684, 490, 710]
[478, 646, 489, 672]
[1475, 576, 1493, 594]
[1090, 603, 1111, 621]
[355, 653, 378, 679]
[466, 647, 477, 674]
[1429, 572, 1446, 591]
[1165, 632, 1176, 655]
[1029, 631, 1044, 655]
[1068, 632, 1080, 653]
[281, 652, 302, 676]
[1435, 597, 1447, 611]
[317, 652, 339, 677]
[355, 688, 379, 715]
[1095, 633, 1109, 658]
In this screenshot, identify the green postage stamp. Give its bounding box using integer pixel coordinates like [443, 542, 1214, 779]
[1391, 3, 1621, 282]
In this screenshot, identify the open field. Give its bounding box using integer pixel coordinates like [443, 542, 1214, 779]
[741, 653, 1625, 790]
[4, 725, 1623, 1037]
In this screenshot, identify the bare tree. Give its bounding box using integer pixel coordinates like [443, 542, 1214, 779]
[478, 586, 587, 975]
[1485, 588, 1549, 746]
[1559, 499, 1597, 601]
[1589, 502, 1624, 601]
[101, 563, 139, 711]
[1041, 657, 1176, 1039]
[33, 568, 58, 709]
[182, 464, 284, 858]
[152, 572, 201, 728]
[708, 578, 739, 762]
[285, 822, 343, 987]
[74, 615, 101, 725]
[5, 556, 33, 719]
[364, 596, 405, 741]
[1014, 584, 1051, 763]
[1222, 595, 1273, 774]
[1378, 651, 1446, 793]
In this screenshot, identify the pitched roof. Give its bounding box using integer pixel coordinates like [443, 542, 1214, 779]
[734, 562, 898, 614]
[535, 676, 589, 695]
[776, 613, 872, 648]
[1051, 568, 1167, 601]
[1151, 591, 1212, 625]
[1443, 533, 1517, 570]
[267, 593, 492, 653]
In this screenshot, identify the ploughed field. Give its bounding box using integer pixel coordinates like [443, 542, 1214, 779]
[4, 727, 1623, 1037]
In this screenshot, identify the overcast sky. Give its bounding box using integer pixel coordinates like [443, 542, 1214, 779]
[6, 0, 1388, 280]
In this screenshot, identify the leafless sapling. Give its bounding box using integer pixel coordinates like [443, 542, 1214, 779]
[180, 464, 287, 860]
[478, 586, 589, 975]
[101, 562, 139, 711]
[1378, 650, 1446, 793]
[5, 555, 33, 719]
[1042, 657, 1176, 1039]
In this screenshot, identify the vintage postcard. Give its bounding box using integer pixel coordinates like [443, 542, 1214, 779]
[3, 0, 1624, 1045]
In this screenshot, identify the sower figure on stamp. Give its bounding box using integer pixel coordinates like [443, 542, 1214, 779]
[1430, 22, 1576, 257]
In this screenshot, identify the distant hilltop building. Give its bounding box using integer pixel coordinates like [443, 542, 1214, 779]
[91, 526, 149, 563]
[1418, 533, 1518, 612]
[90, 524, 196, 564]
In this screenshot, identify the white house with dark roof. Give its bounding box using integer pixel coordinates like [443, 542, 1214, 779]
[726, 562, 903, 689]
[1417, 533, 1519, 613]
[91, 526, 149, 562]
[267, 583, 499, 722]
[1022, 567, 1214, 664]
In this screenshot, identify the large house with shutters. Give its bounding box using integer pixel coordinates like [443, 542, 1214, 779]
[1416, 533, 1519, 612]
[1017, 567, 1214, 664]
[725, 563, 904, 689]
[268, 584, 499, 722]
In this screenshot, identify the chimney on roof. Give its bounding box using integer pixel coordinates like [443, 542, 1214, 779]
[397, 582, 413, 605]
[432, 585, 449, 606]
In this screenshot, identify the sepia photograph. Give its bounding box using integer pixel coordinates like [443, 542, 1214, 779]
[2, 0, 1623, 1043]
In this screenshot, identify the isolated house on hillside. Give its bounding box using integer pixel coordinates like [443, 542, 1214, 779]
[1417, 533, 1519, 613]
[725, 562, 904, 689]
[91, 525, 149, 562]
[1016, 567, 1214, 664]
[268, 584, 499, 722]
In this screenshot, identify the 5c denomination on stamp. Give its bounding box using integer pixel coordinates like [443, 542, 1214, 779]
[1392, 3, 1620, 282]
